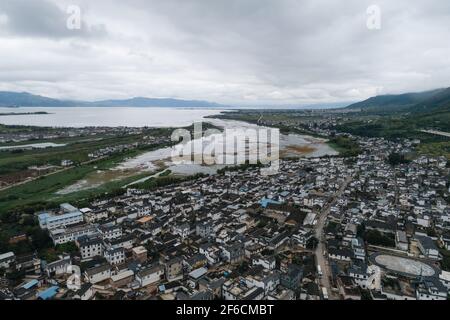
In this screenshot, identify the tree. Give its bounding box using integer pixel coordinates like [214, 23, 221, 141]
[6, 269, 26, 285]
[427, 228, 437, 238]
[360, 289, 373, 300]
[56, 242, 79, 255]
[20, 214, 35, 226]
[0, 233, 9, 253]
[387, 153, 409, 166]
[364, 230, 395, 247]
[40, 249, 59, 263]
[29, 227, 53, 251]
[237, 261, 249, 274]
[329, 137, 361, 157]
[306, 237, 319, 250]
[357, 224, 366, 238]
[325, 221, 340, 234]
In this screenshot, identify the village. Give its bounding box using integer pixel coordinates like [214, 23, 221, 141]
[0, 126, 146, 145]
[1, 123, 449, 301]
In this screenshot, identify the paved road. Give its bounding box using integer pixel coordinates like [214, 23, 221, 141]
[420, 129, 450, 138]
[314, 175, 353, 300]
[393, 167, 400, 207]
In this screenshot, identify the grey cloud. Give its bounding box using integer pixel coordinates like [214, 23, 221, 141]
[0, 0, 106, 39]
[0, 0, 449, 105]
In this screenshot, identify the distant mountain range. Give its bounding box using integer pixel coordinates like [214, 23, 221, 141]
[0, 91, 229, 109]
[0, 91, 79, 107]
[2, 88, 450, 112]
[92, 97, 226, 108]
[345, 87, 450, 113]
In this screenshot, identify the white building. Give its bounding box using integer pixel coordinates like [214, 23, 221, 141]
[252, 255, 276, 270]
[174, 223, 191, 239]
[44, 255, 71, 277]
[395, 231, 408, 251]
[415, 235, 440, 260]
[38, 204, 84, 230]
[84, 264, 112, 284]
[291, 228, 313, 248]
[104, 247, 126, 266]
[439, 271, 450, 291]
[98, 224, 122, 240]
[84, 209, 108, 223]
[0, 252, 15, 269]
[77, 236, 103, 261]
[136, 264, 164, 287]
[416, 279, 448, 300]
[50, 224, 97, 245]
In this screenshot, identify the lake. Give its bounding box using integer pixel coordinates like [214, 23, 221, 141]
[0, 107, 223, 128]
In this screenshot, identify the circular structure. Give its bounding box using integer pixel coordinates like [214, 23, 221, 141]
[369, 253, 438, 278]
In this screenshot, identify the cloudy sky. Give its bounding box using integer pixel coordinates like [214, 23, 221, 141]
[0, 0, 449, 106]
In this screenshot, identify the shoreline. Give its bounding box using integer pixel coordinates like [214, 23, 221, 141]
[0, 111, 51, 116]
[208, 112, 340, 157]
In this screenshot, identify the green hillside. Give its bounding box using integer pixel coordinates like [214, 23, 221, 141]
[345, 88, 448, 113]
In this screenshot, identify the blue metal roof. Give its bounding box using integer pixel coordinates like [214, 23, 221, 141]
[38, 286, 59, 300]
[38, 212, 50, 222]
[47, 210, 82, 222]
[22, 279, 39, 290]
[259, 198, 281, 208]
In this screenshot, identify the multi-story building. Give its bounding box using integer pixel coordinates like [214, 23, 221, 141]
[0, 252, 15, 269]
[165, 257, 183, 282]
[38, 203, 84, 230]
[136, 264, 165, 287]
[415, 235, 440, 260]
[44, 255, 71, 277]
[50, 224, 98, 245]
[104, 247, 125, 266]
[416, 278, 448, 300]
[84, 263, 112, 284]
[77, 235, 103, 261]
[98, 224, 122, 240]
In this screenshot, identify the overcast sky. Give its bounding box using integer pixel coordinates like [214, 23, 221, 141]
[0, 0, 449, 106]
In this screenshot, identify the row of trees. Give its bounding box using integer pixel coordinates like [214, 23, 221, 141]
[328, 136, 361, 157]
[387, 152, 410, 166]
[363, 230, 395, 248]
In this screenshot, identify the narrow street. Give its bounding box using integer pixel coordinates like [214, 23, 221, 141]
[314, 176, 353, 300]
